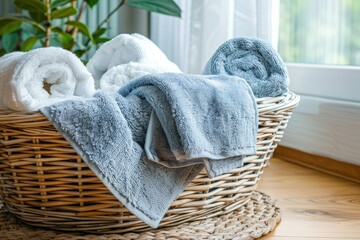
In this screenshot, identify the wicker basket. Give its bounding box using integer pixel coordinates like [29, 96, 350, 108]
[0, 92, 299, 234]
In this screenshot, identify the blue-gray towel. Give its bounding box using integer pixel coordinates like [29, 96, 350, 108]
[41, 73, 258, 228]
[203, 37, 289, 97]
[120, 74, 258, 177]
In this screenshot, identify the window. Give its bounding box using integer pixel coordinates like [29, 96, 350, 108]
[277, 0, 360, 165]
[277, 0, 360, 103]
[279, 0, 360, 66]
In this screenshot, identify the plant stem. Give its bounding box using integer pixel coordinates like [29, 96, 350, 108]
[96, 0, 126, 32]
[45, 0, 51, 47]
[84, 0, 126, 47]
[76, 0, 87, 22]
[70, 0, 87, 38]
[68, 1, 87, 50]
[66, 0, 78, 32]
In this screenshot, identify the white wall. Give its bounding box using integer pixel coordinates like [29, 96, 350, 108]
[281, 64, 360, 166]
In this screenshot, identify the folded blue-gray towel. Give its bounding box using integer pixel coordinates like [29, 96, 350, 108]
[41, 73, 258, 228]
[203, 37, 289, 97]
[121, 74, 259, 178]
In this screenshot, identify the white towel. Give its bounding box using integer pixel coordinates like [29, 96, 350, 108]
[0, 47, 96, 111]
[100, 62, 172, 92]
[87, 33, 181, 90]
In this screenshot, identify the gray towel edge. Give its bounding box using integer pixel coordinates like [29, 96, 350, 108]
[40, 107, 162, 228]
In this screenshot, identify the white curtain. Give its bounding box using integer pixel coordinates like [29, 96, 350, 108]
[151, 0, 279, 74]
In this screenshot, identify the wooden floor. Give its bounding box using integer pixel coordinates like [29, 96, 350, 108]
[257, 158, 360, 240]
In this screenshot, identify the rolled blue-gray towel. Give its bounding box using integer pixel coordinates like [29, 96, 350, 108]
[203, 37, 289, 97]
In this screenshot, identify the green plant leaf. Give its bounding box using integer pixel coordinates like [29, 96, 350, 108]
[29, 11, 45, 23]
[51, 0, 74, 10]
[14, 0, 46, 13]
[49, 33, 62, 47]
[21, 36, 39, 51]
[0, 16, 46, 32]
[21, 23, 38, 40]
[22, 23, 45, 40]
[51, 26, 74, 49]
[94, 37, 110, 44]
[0, 19, 22, 34]
[65, 21, 94, 42]
[2, 32, 19, 52]
[61, 34, 74, 49]
[51, 6, 77, 19]
[74, 49, 86, 58]
[92, 27, 107, 39]
[85, 0, 100, 8]
[127, 0, 181, 17]
[21, 22, 36, 32]
[0, 48, 6, 57]
[51, 26, 64, 33]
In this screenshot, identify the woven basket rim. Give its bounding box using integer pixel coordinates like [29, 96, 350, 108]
[0, 91, 300, 114]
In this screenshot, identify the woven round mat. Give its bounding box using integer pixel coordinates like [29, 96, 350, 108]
[0, 191, 281, 240]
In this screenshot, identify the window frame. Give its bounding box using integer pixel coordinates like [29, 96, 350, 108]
[286, 63, 360, 103]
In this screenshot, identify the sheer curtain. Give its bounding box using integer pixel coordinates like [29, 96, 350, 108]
[151, 0, 279, 73]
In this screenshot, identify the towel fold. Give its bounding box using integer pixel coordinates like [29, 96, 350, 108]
[119, 74, 258, 178]
[203, 37, 289, 97]
[41, 73, 258, 228]
[87, 33, 181, 91]
[0, 47, 95, 111]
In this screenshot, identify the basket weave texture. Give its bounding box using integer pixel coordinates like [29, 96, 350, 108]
[0, 92, 299, 234]
[0, 191, 280, 240]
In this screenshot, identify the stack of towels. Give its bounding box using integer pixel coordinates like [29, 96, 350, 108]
[0, 34, 289, 228]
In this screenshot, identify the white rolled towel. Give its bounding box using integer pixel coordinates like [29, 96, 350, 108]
[87, 33, 181, 90]
[0, 47, 96, 111]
